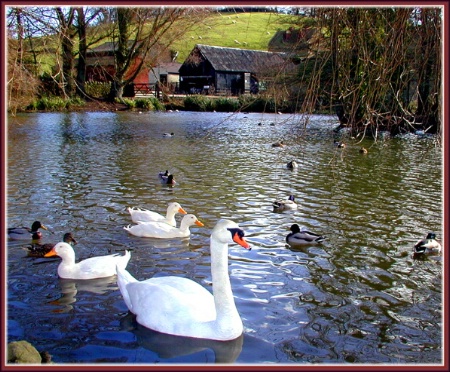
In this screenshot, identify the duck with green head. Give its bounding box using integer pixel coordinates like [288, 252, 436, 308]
[8, 221, 48, 241]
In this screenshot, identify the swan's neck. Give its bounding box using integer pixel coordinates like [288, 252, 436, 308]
[210, 240, 240, 324]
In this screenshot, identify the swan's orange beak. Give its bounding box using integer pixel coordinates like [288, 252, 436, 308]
[44, 247, 57, 257]
[195, 220, 204, 227]
[179, 207, 187, 214]
[233, 232, 251, 250]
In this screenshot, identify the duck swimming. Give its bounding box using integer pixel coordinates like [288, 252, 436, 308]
[25, 232, 78, 258]
[286, 224, 326, 246]
[334, 140, 346, 149]
[413, 233, 442, 255]
[273, 195, 298, 212]
[44, 242, 131, 280]
[117, 219, 251, 341]
[272, 141, 285, 148]
[286, 160, 298, 169]
[124, 214, 204, 239]
[8, 221, 48, 240]
[158, 171, 176, 185]
[128, 203, 187, 226]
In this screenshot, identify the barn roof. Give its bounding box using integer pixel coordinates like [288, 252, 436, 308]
[193, 44, 289, 73]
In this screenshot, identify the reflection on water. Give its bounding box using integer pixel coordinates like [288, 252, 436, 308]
[6, 111, 443, 365]
[49, 277, 119, 313]
[119, 312, 243, 363]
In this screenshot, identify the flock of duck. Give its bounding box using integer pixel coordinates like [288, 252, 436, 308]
[7, 159, 442, 342]
[8, 199, 253, 340]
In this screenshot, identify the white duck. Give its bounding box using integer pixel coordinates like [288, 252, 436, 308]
[128, 203, 187, 226]
[117, 219, 251, 341]
[44, 242, 131, 280]
[286, 224, 326, 246]
[273, 195, 298, 212]
[124, 214, 204, 239]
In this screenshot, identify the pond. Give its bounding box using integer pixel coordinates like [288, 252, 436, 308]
[6, 110, 443, 366]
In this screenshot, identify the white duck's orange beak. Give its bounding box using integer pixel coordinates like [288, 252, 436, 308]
[179, 207, 187, 214]
[195, 220, 204, 227]
[44, 247, 57, 257]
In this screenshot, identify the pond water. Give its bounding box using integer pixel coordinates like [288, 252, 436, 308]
[6, 110, 443, 366]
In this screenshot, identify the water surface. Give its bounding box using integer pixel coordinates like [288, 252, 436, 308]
[6, 111, 443, 365]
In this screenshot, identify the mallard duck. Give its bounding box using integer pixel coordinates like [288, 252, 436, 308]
[334, 140, 346, 149]
[44, 242, 131, 280]
[8, 221, 48, 240]
[272, 141, 285, 148]
[359, 147, 368, 154]
[286, 160, 298, 169]
[124, 214, 204, 239]
[413, 233, 442, 255]
[117, 219, 251, 341]
[273, 195, 297, 212]
[158, 171, 176, 185]
[25, 232, 78, 258]
[286, 224, 326, 246]
[128, 203, 187, 226]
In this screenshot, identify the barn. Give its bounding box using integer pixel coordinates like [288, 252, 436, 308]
[179, 44, 293, 95]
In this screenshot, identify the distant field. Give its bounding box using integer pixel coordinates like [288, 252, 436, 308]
[171, 12, 297, 62]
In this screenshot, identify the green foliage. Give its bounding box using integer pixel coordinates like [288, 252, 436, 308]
[134, 97, 166, 111]
[121, 98, 137, 108]
[213, 98, 240, 112]
[26, 96, 85, 111]
[85, 81, 111, 99]
[183, 95, 215, 111]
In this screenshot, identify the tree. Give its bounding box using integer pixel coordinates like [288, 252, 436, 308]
[293, 7, 442, 137]
[107, 7, 211, 101]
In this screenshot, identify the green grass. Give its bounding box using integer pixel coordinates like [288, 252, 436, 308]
[172, 12, 297, 62]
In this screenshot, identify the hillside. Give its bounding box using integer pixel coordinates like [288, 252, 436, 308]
[171, 12, 297, 63]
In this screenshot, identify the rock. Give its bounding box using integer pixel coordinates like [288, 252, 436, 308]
[8, 340, 43, 364]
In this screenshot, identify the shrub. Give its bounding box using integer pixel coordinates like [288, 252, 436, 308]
[214, 98, 240, 112]
[85, 81, 111, 99]
[26, 96, 85, 111]
[183, 95, 211, 111]
[135, 97, 165, 111]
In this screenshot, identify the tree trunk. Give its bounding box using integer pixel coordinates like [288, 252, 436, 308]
[75, 7, 87, 97]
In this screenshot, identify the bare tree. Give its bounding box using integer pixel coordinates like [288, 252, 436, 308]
[291, 7, 441, 137]
[108, 7, 211, 101]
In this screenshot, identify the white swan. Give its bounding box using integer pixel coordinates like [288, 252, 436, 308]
[117, 219, 251, 341]
[44, 242, 131, 280]
[128, 203, 187, 226]
[124, 214, 203, 239]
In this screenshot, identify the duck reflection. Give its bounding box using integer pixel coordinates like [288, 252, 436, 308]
[49, 276, 117, 313]
[120, 312, 243, 363]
